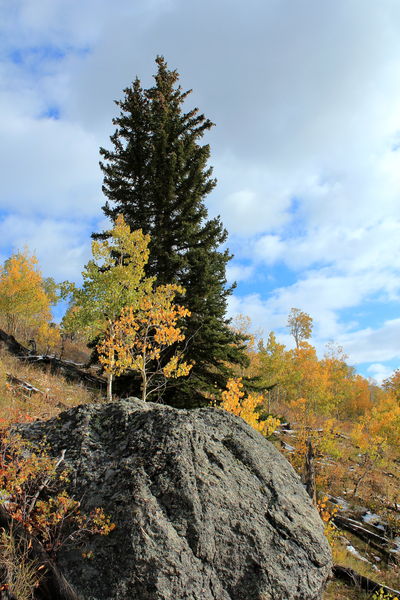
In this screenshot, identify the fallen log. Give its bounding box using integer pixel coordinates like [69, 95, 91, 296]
[22, 355, 106, 391]
[6, 373, 44, 396]
[334, 432, 351, 440]
[0, 330, 30, 357]
[333, 564, 400, 598]
[0, 328, 105, 391]
[333, 515, 399, 561]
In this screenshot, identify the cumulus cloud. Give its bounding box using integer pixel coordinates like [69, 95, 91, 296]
[227, 284, 400, 367]
[0, 113, 102, 217]
[0, 214, 95, 281]
[336, 318, 400, 364]
[226, 264, 255, 284]
[367, 363, 394, 384]
[1, 0, 400, 376]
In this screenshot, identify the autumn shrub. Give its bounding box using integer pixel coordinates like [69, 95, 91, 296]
[0, 426, 115, 599]
[372, 589, 399, 600]
[220, 378, 280, 436]
[350, 419, 389, 498]
[0, 427, 116, 598]
[317, 495, 339, 546]
[0, 348, 114, 597]
[0, 428, 115, 558]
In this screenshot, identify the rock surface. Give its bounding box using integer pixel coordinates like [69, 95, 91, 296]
[20, 399, 332, 600]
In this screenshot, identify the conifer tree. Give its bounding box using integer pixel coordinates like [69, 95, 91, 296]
[96, 56, 246, 407]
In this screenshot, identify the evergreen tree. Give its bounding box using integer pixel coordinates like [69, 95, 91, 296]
[95, 56, 246, 407]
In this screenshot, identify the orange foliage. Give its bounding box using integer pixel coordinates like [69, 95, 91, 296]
[317, 495, 339, 546]
[286, 343, 330, 414]
[354, 395, 400, 450]
[287, 308, 313, 348]
[0, 427, 115, 557]
[98, 284, 192, 401]
[383, 368, 400, 401]
[345, 375, 372, 418]
[0, 250, 52, 337]
[220, 378, 280, 436]
[36, 322, 61, 355]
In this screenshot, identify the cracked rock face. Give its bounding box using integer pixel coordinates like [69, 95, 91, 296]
[20, 399, 332, 600]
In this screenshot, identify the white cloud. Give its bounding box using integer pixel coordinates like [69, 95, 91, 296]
[1, 0, 110, 48]
[254, 235, 286, 265]
[219, 190, 283, 236]
[0, 214, 94, 281]
[367, 363, 394, 384]
[0, 110, 102, 217]
[228, 291, 400, 371]
[1, 0, 400, 375]
[253, 219, 400, 279]
[207, 162, 295, 236]
[336, 318, 400, 365]
[226, 263, 254, 284]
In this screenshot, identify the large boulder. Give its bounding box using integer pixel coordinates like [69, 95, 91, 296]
[20, 399, 332, 600]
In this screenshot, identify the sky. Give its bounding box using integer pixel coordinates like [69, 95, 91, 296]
[1, 0, 400, 383]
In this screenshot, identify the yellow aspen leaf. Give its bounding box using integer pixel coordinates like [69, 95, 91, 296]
[98, 283, 192, 401]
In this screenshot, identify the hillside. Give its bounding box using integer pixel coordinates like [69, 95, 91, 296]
[274, 418, 400, 598]
[0, 333, 399, 598]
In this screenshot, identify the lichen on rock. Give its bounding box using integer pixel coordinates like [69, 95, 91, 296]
[19, 399, 332, 600]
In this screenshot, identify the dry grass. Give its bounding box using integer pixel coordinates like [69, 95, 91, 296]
[0, 528, 41, 600]
[323, 578, 370, 600]
[323, 539, 400, 599]
[332, 539, 380, 580]
[58, 336, 92, 364]
[0, 346, 105, 600]
[0, 348, 103, 424]
[274, 407, 400, 598]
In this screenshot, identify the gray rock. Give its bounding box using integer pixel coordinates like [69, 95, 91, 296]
[20, 399, 332, 600]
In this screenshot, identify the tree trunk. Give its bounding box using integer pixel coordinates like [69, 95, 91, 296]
[141, 369, 147, 402]
[303, 437, 317, 505]
[107, 373, 113, 402]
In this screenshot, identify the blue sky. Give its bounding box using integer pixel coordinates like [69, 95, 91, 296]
[1, 0, 400, 383]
